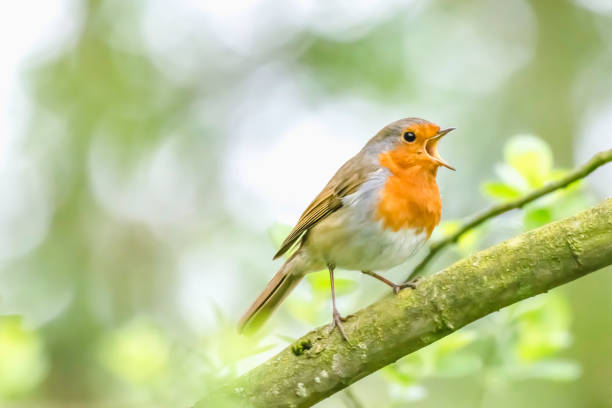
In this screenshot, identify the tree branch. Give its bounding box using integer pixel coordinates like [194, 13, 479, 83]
[406, 148, 612, 281]
[195, 199, 612, 408]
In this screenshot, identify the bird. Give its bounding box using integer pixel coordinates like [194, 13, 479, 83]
[238, 117, 454, 340]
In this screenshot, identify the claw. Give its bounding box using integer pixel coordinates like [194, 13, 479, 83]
[327, 312, 350, 342]
[362, 270, 421, 295]
[392, 277, 420, 295]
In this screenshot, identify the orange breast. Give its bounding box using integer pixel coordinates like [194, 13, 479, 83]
[376, 152, 442, 236]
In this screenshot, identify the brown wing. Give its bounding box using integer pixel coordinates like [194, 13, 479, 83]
[273, 154, 375, 259]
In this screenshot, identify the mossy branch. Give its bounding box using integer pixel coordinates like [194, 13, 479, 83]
[406, 147, 612, 282]
[195, 199, 612, 408]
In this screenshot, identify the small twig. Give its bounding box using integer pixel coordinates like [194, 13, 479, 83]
[404, 147, 612, 282]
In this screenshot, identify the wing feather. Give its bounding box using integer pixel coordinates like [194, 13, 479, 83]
[273, 158, 373, 259]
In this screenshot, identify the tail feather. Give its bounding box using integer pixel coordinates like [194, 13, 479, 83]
[238, 259, 304, 335]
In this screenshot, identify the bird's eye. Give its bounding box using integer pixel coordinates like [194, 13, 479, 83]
[403, 131, 416, 142]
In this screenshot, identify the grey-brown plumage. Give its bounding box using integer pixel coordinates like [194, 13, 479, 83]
[239, 118, 454, 337]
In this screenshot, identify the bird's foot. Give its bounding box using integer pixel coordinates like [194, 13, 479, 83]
[392, 277, 420, 295]
[326, 311, 350, 342]
[362, 270, 421, 295]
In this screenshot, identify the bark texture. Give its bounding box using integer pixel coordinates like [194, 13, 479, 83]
[196, 199, 612, 408]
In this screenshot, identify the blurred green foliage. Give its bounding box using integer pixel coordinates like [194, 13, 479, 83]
[97, 319, 170, 384]
[2, 0, 612, 407]
[0, 317, 48, 399]
[482, 135, 593, 230]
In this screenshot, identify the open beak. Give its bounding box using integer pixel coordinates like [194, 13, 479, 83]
[426, 128, 455, 171]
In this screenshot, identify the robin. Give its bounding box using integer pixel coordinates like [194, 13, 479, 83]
[238, 118, 454, 339]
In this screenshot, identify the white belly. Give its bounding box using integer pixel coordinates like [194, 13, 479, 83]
[305, 168, 428, 272]
[316, 214, 426, 271]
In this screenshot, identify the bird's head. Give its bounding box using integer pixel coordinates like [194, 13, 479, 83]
[368, 118, 455, 173]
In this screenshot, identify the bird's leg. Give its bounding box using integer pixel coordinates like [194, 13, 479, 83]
[362, 270, 420, 295]
[326, 264, 349, 341]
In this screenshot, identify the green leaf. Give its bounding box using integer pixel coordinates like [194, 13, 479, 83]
[97, 319, 170, 384]
[306, 270, 357, 297]
[440, 221, 460, 237]
[286, 298, 320, 324]
[389, 353, 426, 380]
[511, 294, 572, 362]
[436, 331, 477, 356]
[494, 163, 529, 191]
[439, 221, 482, 253]
[524, 207, 554, 229]
[504, 135, 554, 188]
[545, 168, 570, 183]
[0, 316, 49, 397]
[428, 331, 481, 377]
[482, 181, 523, 201]
[508, 360, 581, 382]
[513, 293, 571, 329]
[382, 365, 417, 386]
[391, 331, 479, 382]
[333, 278, 358, 295]
[435, 353, 482, 377]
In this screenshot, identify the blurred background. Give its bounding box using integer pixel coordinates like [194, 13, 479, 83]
[1, 0, 612, 407]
